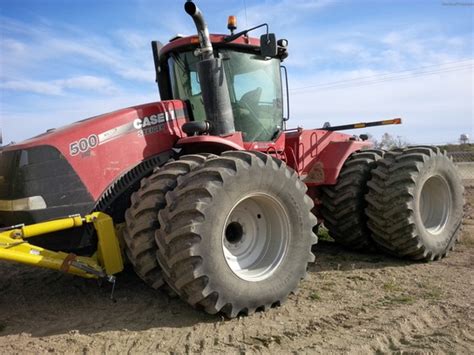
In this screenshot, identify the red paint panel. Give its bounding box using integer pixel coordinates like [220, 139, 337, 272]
[312, 140, 370, 185]
[5, 100, 188, 200]
[283, 129, 372, 186]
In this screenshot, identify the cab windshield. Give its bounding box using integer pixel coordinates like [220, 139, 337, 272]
[168, 49, 283, 142]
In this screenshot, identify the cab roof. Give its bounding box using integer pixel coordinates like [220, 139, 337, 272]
[160, 34, 261, 57]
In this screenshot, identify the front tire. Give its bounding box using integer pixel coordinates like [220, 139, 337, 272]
[156, 151, 317, 317]
[123, 155, 211, 289]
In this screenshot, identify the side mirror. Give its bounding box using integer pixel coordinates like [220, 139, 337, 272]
[260, 33, 277, 57]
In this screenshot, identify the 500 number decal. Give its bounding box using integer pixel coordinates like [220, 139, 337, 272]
[69, 134, 98, 156]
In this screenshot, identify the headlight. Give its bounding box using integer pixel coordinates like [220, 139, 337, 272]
[0, 196, 47, 211]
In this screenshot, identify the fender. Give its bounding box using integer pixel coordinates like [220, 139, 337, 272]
[303, 140, 371, 186]
[176, 132, 245, 154]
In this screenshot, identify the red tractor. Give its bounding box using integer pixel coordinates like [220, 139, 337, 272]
[0, 1, 464, 317]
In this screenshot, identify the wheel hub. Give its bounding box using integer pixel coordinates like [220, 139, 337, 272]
[225, 222, 244, 245]
[222, 193, 290, 282]
[420, 175, 452, 235]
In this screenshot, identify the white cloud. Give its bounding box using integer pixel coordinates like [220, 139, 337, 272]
[116, 30, 149, 50]
[1, 79, 63, 95]
[0, 15, 164, 143]
[284, 25, 472, 71]
[60, 76, 118, 94]
[120, 68, 155, 82]
[0, 75, 118, 96]
[236, 0, 335, 28]
[0, 16, 157, 84]
[288, 66, 473, 144]
[1, 38, 26, 54]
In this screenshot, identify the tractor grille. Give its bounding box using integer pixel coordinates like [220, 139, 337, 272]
[0, 150, 16, 200]
[0, 145, 94, 251]
[0, 146, 93, 226]
[0, 145, 92, 207]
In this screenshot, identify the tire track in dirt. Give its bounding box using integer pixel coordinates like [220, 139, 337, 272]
[1, 246, 473, 354]
[1, 188, 473, 354]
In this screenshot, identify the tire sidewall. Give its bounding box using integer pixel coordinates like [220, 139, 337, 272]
[414, 155, 463, 253]
[193, 160, 313, 306]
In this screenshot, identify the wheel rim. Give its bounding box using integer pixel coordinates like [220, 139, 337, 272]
[222, 193, 290, 282]
[419, 175, 452, 234]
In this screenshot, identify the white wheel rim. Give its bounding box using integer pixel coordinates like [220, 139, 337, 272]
[222, 193, 290, 282]
[419, 175, 452, 235]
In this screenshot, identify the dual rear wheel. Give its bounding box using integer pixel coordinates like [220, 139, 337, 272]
[321, 146, 463, 261]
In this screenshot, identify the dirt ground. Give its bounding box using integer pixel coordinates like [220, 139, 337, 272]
[1, 188, 473, 354]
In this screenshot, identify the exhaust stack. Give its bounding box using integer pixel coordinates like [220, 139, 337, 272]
[184, 1, 213, 60]
[184, 1, 235, 136]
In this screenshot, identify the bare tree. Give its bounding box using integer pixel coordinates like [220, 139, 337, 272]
[460, 134, 470, 145]
[375, 133, 409, 150]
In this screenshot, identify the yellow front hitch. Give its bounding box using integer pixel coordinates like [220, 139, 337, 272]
[0, 212, 123, 279]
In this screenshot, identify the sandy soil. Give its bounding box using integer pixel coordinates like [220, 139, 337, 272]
[1, 188, 473, 354]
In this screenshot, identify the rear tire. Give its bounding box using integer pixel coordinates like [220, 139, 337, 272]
[156, 151, 317, 317]
[123, 154, 211, 289]
[365, 146, 464, 261]
[320, 149, 384, 250]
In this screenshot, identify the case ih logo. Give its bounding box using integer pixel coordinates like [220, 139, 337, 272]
[133, 111, 176, 136]
[69, 110, 177, 156]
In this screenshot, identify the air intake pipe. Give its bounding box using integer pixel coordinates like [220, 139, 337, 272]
[184, 1, 235, 136]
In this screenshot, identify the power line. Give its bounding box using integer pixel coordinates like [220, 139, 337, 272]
[291, 59, 474, 93]
[290, 65, 472, 93]
[302, 64, 472, 90]
[291, 59, 473, 91]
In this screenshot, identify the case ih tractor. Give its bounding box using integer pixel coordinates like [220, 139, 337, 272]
[0, 1, 464, 317]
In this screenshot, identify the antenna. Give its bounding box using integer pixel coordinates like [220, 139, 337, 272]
[243, 0, 248, 27]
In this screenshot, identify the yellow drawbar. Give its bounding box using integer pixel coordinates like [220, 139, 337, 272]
[0, 212, 123, 279]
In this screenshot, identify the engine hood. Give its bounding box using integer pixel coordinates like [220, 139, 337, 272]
[3, 100, 187, 152]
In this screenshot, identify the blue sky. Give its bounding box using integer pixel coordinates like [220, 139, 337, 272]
[1, 0, 473, 145]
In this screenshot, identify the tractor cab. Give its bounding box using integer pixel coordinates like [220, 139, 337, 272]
[152, 2, 289, 142]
